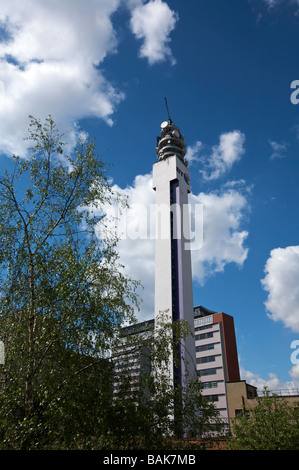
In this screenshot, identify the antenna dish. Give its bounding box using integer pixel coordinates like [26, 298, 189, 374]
[161, 121, 169, 129]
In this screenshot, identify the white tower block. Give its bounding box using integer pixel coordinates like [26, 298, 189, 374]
[153, 118, 196, 393]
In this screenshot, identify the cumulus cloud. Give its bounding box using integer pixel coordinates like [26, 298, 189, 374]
[263, 0, 280, 7]
[129, 0, 178, 65]
[185, 140, 202, 166]
[0, 0, 125, 155]
[289, 363, 299, 388]
[98, 174, 249, 320]
[98, 173, 156, 320]
[269, 139, 288, 160]
[190, 188, 249, 284]
[241, 366, 299, 392]
[0, 0, 179, 156]
[261, 0, 299, 12]
[261, 246, 299, 332]
[200, 131, 245, 181]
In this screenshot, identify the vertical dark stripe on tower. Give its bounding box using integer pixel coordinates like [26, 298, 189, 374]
[170, 180, 182, 391]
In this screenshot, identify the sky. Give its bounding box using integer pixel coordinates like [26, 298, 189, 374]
[1, 0, 299, 393]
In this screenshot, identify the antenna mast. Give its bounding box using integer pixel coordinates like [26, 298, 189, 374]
[164, 97, 172, 123]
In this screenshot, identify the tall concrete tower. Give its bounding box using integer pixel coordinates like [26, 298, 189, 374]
[153, 112, 196, 394]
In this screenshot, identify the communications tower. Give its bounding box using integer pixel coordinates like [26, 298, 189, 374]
[153, 106, 196, 394]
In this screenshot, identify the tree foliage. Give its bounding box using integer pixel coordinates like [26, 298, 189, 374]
[228, 388, 299, 450]
[0, 116, 139, 449]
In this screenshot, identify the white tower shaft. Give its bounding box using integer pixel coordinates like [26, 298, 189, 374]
[153, 119, 196, 391]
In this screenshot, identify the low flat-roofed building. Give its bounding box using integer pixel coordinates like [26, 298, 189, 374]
[226, 380, 258, 421]
[226, 380, 299, 427]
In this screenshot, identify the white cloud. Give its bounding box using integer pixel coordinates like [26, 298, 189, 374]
[200, 131, 245, 180]
[262, 0, 280, 7]
[241, 366, 299, 392]
[0, 0, 120, 64]
[185, 140, 202, 165]
[98, 174, 249, 320]
[0, 0, 125, 156]
[261, 0, 299, 12]
[0, 0, 179, 157]
[99, 173, 156, 321]
[129, 0, 178, 65]
[269, 139, 288, 160]
[262, 246, 299, 333]
[190, 188, 249, 284]
[289, 363, 299, 388]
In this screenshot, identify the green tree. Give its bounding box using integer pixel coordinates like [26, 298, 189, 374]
[0, 116, 139, 449]
[228, 388, 299, 450]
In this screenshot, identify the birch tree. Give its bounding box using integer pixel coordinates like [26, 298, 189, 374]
[0, 116, 139, 449]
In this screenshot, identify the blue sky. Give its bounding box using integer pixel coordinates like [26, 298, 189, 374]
[1, 0, 299, 392]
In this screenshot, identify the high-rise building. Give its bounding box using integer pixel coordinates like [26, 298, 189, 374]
[153, 116, 196, 391]
[112, 320, 154, 400]
[112, 306, 241, 431]
[194, 305, 240, 424]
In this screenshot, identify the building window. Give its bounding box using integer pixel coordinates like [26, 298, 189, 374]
[204, 395, 219, 402]
[235, 409, 249, 418]
[194, 315, 213, 327]
[195, 331, 213, 341]
[195, 324, 214, 332]
[196, 343, 215, 352]
[197, 368, 217, 377]
[202, 381, 218, 389]
[196, 355, 217, 364]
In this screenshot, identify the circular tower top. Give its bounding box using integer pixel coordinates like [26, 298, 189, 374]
[156, 119, 187, 166]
